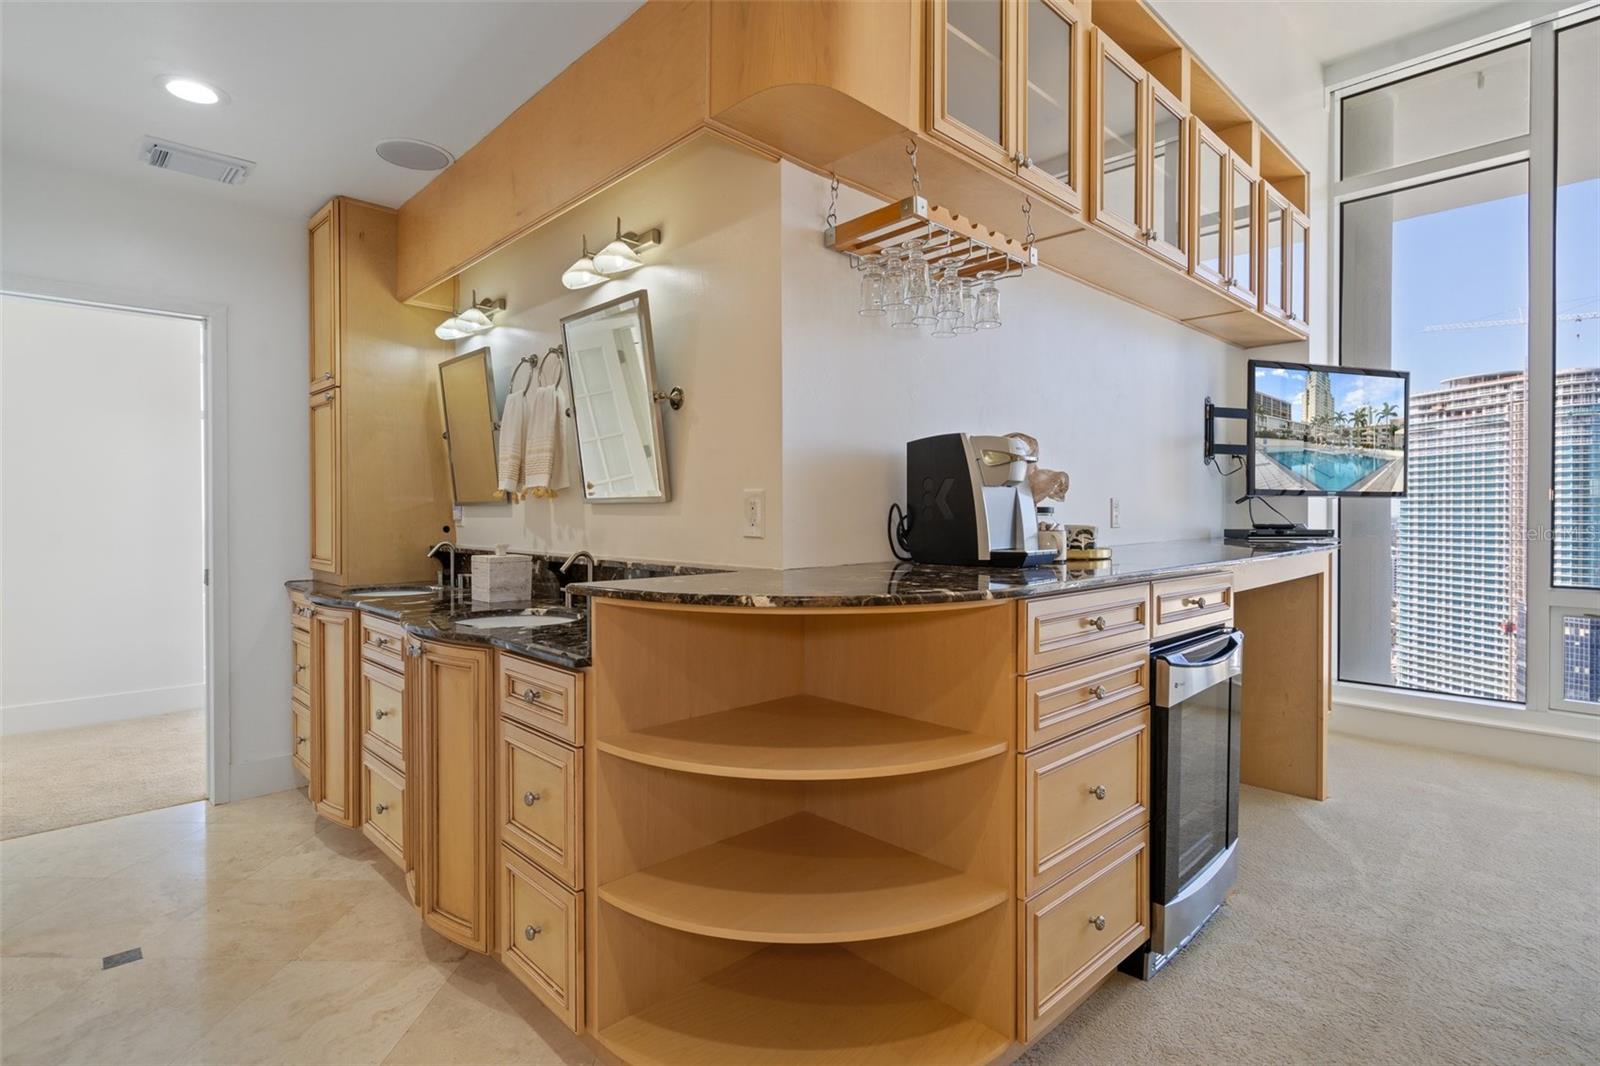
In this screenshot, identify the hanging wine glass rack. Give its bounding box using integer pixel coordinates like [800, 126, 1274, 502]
[823, 196, 1037, 279]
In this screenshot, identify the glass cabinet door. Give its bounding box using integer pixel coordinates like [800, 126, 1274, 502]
[1228, 158, 1258, 304]
[1018, 0, 1079, 208]
[1288, 210, 1310, 327]
[935, 0, 1013, 169]
[1192, 124, 1229, 288]
[1262, 186, 1288, 318]
[1147, 81, 1188, 267]
[1094, 31, 1143, 242]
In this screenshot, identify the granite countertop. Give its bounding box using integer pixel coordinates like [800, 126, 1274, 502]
[284, 580, 590, 669]
[569, 538, 1338, 609]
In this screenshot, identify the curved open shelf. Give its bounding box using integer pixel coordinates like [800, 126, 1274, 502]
[596, 695, 1006, 780]
[596, 943, 1011, 1066]
[599, 812, 1007, 944]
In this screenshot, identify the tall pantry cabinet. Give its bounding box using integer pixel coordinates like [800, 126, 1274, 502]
[306, 197, 455, 587]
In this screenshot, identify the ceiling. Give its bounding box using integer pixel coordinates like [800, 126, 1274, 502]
[1259, 0, 1511, 67]
[0, 1, 641, 219]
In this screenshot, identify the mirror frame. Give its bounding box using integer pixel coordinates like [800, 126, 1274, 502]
[560, 289, 672, 504]
[437, 346, 502, 505]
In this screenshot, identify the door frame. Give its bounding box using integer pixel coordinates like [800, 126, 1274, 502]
[0, 272, 231, 804]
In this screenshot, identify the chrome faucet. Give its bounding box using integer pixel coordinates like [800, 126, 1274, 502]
[559, 550, 597, 609]
[426, 541, 460, 594]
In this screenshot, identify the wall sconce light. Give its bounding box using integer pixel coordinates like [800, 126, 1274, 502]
[563, 220, 662, 289]
[435, 290, 506, 340]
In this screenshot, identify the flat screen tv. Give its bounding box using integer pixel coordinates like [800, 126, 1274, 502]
[1247, 360, 1409, 498]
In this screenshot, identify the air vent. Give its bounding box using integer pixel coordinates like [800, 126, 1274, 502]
[139, 137, 253, 185]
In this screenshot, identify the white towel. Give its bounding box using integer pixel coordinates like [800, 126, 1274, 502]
[521, 382, 568, 499]
[496, 386, 529, 498]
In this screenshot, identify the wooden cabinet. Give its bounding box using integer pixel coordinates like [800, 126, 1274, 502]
[1019, 583, 1151, 673]
[1261, 180, 1291, 321]
[930, 0, 1015, 173]
[417, 639, 497, 952]
[1018, 644, 1149, 751]
[362, 749, 407, 867]
[291, 697, 311, 781]
[1190, 120, 1231, 292]
[1150, 573, 1234, 640]
[305, 196, 453, 586]
[1016, 0, 1087, 211]
[309, 605, 361, 827]
[360, 658, 407, 773]
[1289, 205, 1311, 330]
[1089, 30, 1187, 267]
[498, 718, 581, 890]
[1228, 153, 1261, 308]
[500, 845, 584, 1032]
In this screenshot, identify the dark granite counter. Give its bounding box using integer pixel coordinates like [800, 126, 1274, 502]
[569, 538, 1338, 609]
[285, 579, 590, 669]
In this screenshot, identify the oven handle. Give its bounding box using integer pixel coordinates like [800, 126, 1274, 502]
[1165, 629, 1244, 669]
[1155, 630, 1243, 707]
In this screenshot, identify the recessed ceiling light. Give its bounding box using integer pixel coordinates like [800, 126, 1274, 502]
[158, 75, 227, 105]
[375, 138, 454, 172]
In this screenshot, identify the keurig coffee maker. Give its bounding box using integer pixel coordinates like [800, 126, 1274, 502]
[904, 434, 1057, 567]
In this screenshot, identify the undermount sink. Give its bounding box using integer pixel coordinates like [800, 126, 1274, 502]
[456, 609, 581, 630]
[351, 586, 441, 598]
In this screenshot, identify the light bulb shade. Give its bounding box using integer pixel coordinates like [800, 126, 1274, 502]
[561, 256, 607, 290]
[434, 316, 471, 340]
[592, 239, 643, 276]
[455, 308, 494, 331]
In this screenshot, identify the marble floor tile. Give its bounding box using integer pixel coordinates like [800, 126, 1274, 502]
[383, 954, 594, 1066]
[0, 875, 103, 933]
[298, 881, 468, 965]
[0, 818, 202, 880]
[0, 956, 284, 1066]
[175, 959, 456, 1066]
[137, 876, 367, 961]
[1, 872, 215, 959]
[247, 823, 395, 884]
[145, 821, 321, 881]
[0, 956, 100, 1032]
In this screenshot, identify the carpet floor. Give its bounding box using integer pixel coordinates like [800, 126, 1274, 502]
[0, 709, 206, 839]
[1020, 733, 1600, 1065]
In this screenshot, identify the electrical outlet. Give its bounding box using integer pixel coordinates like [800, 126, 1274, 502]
[1109, 497, 1121, 528]
[742, 489, 766, 539]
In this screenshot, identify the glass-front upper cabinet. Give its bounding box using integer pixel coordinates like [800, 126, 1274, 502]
[1092, 30, 1146, 244]
[1191, 122, 1230, 289]
[1147, 80, 1188, 268]
[1288, 208, 1310, 327]
[1016, 0, 1084, 211]
[932, 0, 1016, 172]
[1228, 156, 1259, 305]
[1261, 182, 1290, 320]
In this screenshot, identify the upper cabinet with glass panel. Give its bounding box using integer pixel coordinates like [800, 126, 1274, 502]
[1017, 0, 1085, 211]
[561, 291, 672, 503]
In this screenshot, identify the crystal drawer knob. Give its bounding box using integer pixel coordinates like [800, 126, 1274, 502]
[373, 636, 389, 647]
[1089, 785, 1107, 800]
[524, 924, 542, 941]
[295, 664, 306, 673]
[1088, 615, 1107, 631]
[374, 709, 388, 720]
[521, 688, 542, 703]
[1183, 595, 1209, 608]
[523, 791, 541, 806]
[1090, 914, 1107, 931]
[1090, 685, 1108, 701]
[374, 803, 389, 814]
[296, 736, 307, 745]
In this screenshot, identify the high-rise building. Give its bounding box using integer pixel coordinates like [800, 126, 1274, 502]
[1303, 372, 1335, 424]
[1389, 366, 1600, 703]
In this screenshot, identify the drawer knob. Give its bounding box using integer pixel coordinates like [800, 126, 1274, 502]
[1088, 615, 1107, 632]
[524, 923, 543, 941]
[520, 688, 543, 703]
[296, 735, 307, 745]
[322, 371, 333, 381]
[1090, 914, 1107, 931]
[374, 709, 389, 720]
[373, 636, 389, 647]
[1090, 684, 1108, 700]
[375, 802, 389, 814]
[295, 664, 307, 673]
[1183, 595, 1209, 608]
[1089, 784, 1107, 800]
[523, 791, 541, 806]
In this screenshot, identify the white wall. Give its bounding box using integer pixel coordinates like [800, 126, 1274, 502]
[1, 296, 204, 733]
[1, 156, 306, 798]
[454, 137, 785, 568]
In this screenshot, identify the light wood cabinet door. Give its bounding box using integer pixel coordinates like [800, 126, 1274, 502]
[361, 750, 407, 869]
[361, 659, 406, 772]
[1020, 583, 1151, 673]
[930, 0, 1017, 173]
[1288, 208, 1311, 329]
[308, 200, 338, 393]
[1015, 0, 1085, 212]
[499, 719, 581, 890]
[500, 846, 583, 1033]
[1146, 79, 1188, 268]
[1150, 573, 1234, 640]
[418, 640, 496, 952]
[1227, 155, 1260, 306]
[1189, 120, 1231, 292]
[310, 605, 360, 827]
[308, 389, 339, 574]
[1089, 30, 1145, 245]
[291, 696, 311, 782]
[1260, 181, 1291, 321]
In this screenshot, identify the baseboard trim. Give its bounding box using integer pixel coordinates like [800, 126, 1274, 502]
[1333, 702, 1600, 777]
[2, 683, 206, 735]
[225, 754, 302, 804]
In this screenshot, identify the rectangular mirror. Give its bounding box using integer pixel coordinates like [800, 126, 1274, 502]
[438, 347, 501, 504]
[561, 290, 670, 502]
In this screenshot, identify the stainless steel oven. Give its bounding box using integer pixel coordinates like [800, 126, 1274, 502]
[1123, 626, 1243, 979]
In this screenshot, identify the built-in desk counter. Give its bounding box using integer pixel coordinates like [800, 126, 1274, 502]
[573, 539, 1336, 1063]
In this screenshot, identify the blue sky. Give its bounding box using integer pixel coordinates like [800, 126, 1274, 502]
[1256, 365, 1405, 421]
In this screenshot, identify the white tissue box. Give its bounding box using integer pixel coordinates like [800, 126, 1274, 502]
[470, 552, 532, 603]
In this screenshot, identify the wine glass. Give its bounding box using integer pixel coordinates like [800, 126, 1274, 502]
[936, 263, 964, 321]
[953, 281, 978, 335]
[974, 271, 1002, 330]
[902, 239, 931, 306]
[880, 247, 909, 311]
[857, 254, 886, 318]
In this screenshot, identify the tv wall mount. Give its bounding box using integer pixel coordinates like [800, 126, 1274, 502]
[1202, 397, 1248, 463]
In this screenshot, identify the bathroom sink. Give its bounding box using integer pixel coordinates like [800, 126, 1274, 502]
[351, 586, 442, 598]
[456, 609, 581, 630]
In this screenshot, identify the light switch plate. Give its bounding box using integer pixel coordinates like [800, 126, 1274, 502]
[742, 489, 766, 538]
[1109, 497, 1121, 528]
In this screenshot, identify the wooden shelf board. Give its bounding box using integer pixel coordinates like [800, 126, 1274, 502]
[600, 812, 1007, 944]
[595, 943, 1011, 1066]
[597, 694, 1007, 780]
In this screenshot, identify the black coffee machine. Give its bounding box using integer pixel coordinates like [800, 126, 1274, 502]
[903, 434, 1057, 567]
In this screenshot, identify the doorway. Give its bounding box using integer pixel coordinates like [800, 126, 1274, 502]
[0, 293, 210, 836]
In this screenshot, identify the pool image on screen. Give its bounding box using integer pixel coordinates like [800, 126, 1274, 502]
[1249, 363, 1408, 496]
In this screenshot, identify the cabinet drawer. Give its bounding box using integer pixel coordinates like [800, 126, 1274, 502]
[1020, 707, 1149, 899]
[292, 696, 311, 780]
[1020, 645, 1150, 752]
[1020, 827, 1149, 1042]
[1021, 584, 1151, 673]
[292, 627, 312, 699]
[360, 659, 406, 772]
[361, 751, 406, 869]
[499, 718, 581, 889]
[290, 592, 314, 630]
[360, 614, 407, 672]
[498, 655, 583, 746]
[500, 845, 583, 1033]
[1150, 573, 1233, 640]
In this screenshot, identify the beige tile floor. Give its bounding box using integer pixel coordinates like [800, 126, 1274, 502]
[0, 789, 593, 1066]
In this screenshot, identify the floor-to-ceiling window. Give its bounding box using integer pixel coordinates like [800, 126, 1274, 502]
[1334, 9, 1600, 719]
